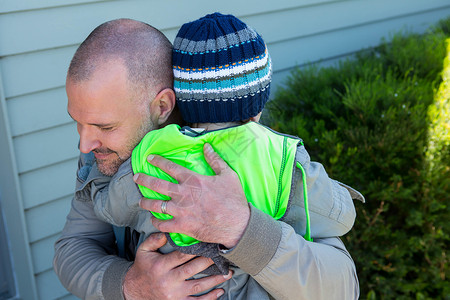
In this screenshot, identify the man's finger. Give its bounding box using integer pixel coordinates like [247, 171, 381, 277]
[189, 289, 225, 300]
[140, 198, 178, 216]
[138, 232, 167, 252]
[175, 256, 216, 281]
[185, 271, 232, 298]
[151, 215, 179, 234]
[203, 143, 229, 175]
[146, 154, 195, 182]
[133, 173, 178, 197]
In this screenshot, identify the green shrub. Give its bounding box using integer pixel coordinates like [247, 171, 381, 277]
[266, 18, 450, 300]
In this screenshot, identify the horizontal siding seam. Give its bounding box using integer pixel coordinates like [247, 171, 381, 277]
[0, 43, 78, 59]
[266, 4, 450, 47]
[30, 231, 62, 247]
[234, 0, 343, 20]
[244, 0, 345, 19]
[24, 193, 73, 212]
[0, 0, 112, 16]
[19, 155, 78, 177]
[4, 84, 66, 102]
[56, 293, 75, 300]
[11, 120, 74, 139]
[34, 266, 57, 277]
[273, 50, 359, 74]
[5, 85, 65, 101]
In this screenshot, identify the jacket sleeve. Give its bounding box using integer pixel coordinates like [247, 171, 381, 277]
[221, 205, 359, 300]
[53, 153, 132, 300]
[284, 145, 364, 239]
[90, 158, 144, 228]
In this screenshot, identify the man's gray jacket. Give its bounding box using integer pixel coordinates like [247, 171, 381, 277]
[54, 146, 364, 299]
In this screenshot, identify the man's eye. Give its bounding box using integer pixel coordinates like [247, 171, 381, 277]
[100, 127, 114, 131]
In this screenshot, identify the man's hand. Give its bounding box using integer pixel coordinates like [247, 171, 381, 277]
[134, 143, 250, 248]
[123, 233, 232, 300]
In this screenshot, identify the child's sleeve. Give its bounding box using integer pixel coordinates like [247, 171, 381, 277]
[284, 145, 365, 238]
[90, 158, 144, 228]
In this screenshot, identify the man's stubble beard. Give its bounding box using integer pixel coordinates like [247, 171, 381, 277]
[96, 113, 156, 176]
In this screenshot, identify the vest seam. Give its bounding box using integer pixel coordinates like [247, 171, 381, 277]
[275, 136, 288, 217]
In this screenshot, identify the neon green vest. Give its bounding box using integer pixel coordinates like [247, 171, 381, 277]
[131, 122, 300, 247]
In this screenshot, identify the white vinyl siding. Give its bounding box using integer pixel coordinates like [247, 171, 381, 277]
[0, 1, 448, 299]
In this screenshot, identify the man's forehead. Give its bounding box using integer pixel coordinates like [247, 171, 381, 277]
[66, 107, 117, 127]
[66, 83, 130, 124]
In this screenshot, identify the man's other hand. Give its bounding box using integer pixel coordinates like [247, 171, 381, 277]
[123, 233, 231, 299]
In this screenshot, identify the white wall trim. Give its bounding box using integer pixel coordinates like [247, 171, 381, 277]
[0, 69, 38, 300]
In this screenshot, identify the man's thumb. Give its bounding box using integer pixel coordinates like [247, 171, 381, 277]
[138, 232, 167, 252]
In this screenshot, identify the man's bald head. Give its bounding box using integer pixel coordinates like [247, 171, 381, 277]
[68, 18, 173, 101]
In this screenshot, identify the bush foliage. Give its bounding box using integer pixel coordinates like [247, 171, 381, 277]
[266, 18, 450, 300]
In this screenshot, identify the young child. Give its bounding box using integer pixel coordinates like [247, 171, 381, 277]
[90, 11, 363, 287]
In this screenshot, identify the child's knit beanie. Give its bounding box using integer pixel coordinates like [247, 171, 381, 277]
[172, 12, 272, 123]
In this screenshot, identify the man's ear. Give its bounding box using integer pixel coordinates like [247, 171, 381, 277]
[150, 88, 176, 126]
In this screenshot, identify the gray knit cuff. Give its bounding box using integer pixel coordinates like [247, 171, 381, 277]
[102, 260, 133, 300]
[220, 204, 282, 275]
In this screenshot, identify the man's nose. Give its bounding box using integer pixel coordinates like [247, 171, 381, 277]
[78, 125, 101, 154]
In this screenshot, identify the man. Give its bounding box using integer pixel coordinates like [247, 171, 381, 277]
[54, 18, 359, 299]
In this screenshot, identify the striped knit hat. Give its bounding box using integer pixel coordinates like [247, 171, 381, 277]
[173, 12, 272, 123]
